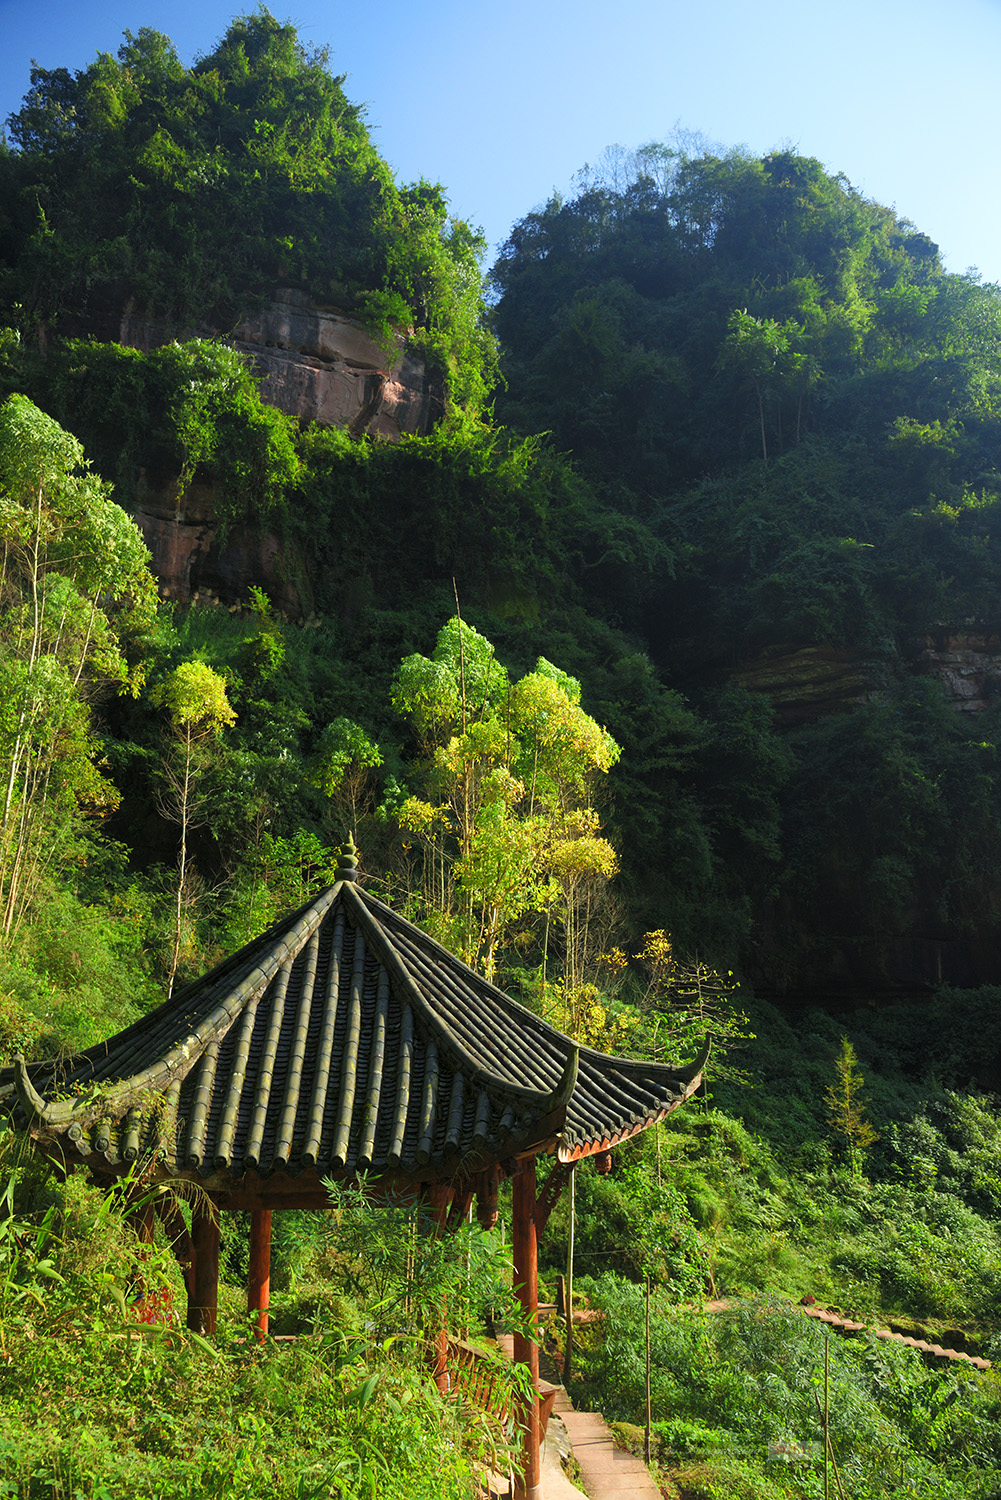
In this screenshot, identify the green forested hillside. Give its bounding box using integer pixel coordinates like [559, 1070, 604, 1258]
[492, 144, 1001, 994]
[7, 20, 1001, 999]
[5, 17, 1001, 1500]
[0, 12, 495, 405]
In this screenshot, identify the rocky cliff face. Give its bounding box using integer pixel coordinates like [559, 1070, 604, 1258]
[916, 631, 1001, 712]
[118, 289, 444, 615]
[731, 632, 1001, 726]
[729, 643, 871, 726]
[120, 287, 444, 440]
[130, 472, 307, 621]
[232, 290, 444, 438]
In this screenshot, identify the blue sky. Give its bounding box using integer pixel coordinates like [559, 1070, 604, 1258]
[1, 0, 999, 282]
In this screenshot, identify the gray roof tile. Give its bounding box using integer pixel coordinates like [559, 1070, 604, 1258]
[9, 881, 704, 1185]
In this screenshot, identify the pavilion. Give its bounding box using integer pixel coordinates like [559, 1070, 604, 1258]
[7, 841, 704, 1499]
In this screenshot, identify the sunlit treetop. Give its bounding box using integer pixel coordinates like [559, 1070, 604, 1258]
[0, 11, 496, 409]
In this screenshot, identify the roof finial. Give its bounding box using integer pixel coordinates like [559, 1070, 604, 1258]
[336, 834, 359, 883]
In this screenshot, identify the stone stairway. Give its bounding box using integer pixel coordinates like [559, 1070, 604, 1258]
[495, 1334, 662, 1500]
[555, 1397, 662, 1500]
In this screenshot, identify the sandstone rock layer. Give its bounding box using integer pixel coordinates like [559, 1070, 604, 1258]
[116, 289, 443, 614]
[120, 287, 443, 441]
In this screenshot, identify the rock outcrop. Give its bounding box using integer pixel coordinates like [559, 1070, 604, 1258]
[116, 288, 445, 614]
[732, 632, 1001, 726]
[119, 287, 444, 441]
[231, 290, 444, 438]
[916, 631, 1001, 712]
[130, 472, 306, 621]
[730, 643, 873, 726]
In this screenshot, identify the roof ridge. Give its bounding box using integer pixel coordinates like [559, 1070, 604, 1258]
[342, 883, 575, 1112]
[37, 891, 335, 1088]
[354, 885, 708, 1092]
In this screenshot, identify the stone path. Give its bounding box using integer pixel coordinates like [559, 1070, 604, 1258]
[495, 1334, 661, 1500]
[556, 1402, 661, 1500]
[705, 1299, 992, 1370]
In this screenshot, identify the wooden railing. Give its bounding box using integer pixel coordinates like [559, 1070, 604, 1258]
[444, 1336, 559, 1439]
[445, 1336, 514, 1420]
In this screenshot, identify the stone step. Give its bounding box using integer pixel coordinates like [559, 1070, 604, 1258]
[559, 1409, 663, 1500]
[494, 1332, 661, 1499]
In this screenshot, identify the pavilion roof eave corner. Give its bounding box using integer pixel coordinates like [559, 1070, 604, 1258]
[13, 1054, 49, 1124]
[578, 1037, 712, 1095]
[500, 1058, 578, 1167]
[670, 1039, 711, 1090]
[554, 1044, 707, 1164]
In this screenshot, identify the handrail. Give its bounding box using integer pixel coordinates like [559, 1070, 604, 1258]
[443, 1335, 559, 1438]
[445, 1336, 513, 1422]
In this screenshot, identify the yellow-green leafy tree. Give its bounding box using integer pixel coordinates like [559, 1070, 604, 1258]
[391, 617, 619, 983]
[825, 1036, 877, 1178]
[309, 716, 384, 839]
[153, 660, 236, 996]
[0, 394, 155, 942]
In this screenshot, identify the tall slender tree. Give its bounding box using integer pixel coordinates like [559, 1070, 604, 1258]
[392, 618, 618, 981]
[0, 395, 155, 941]
[153, 661, 236, 996]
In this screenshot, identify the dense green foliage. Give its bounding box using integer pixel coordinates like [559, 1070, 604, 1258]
[0, 326, 739, 979]
[491, 142, 1001, 989]
[8, 127, 999, 989]
[7, 18, 1001, 1497]
[0, 1145, 522, 1498]
[539, 986, 1001, 1496]
[0, 393, 156, 1048]
[574, 1289, 1001, 1498]
[492, 143, 995, 500]
[0, 13, 496, 406]
[6, 24, 1001, 989]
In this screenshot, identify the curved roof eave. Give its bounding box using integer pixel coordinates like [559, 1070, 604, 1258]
[342, 882, 579, 1112]
[7, 879, 706, 1184]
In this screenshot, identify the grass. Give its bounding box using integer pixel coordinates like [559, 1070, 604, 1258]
[0, 1148, 518, 1500]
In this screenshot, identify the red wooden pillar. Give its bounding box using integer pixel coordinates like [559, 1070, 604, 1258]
[188, 1201, 220, 1335]
[512, 1156, 541, 1500]
[247, 1208, 272, 1340]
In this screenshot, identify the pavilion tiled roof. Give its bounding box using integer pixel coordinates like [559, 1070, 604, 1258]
[9, 865, 704, 1192]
